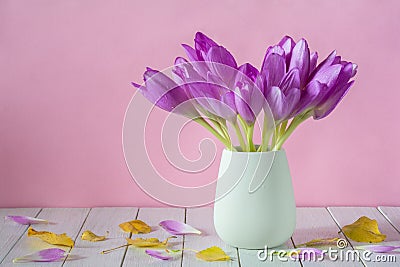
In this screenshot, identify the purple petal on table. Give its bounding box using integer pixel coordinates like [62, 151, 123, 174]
[289, 39, 310, 87]
[145, 250, 173, 261]
[356, 245, 400, 253]
[5, 215, 48, 225]
[13, 248, 67, 263]
[159, 220, 201, 235]
[294, 248, 323, 260]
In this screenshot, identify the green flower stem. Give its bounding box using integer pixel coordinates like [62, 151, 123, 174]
[237, 115, 250, 151]
[209, 115, 227, 139]
[273, 112, 312, 150]
[237, 115, 256, 152]
[218, 118, 230, 141]
[271, 125, 279, 150]
[246, 123, 256, 152]
[280, 120, 288, 137]
[258, 113, 272, 152]
[193, 117, 235, 151]
[233, 121, 246, 151]
[218, 119, 234, 150]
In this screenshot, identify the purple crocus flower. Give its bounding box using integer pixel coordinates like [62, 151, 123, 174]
[132, 32, 357, 152]
[307, 50, 357, 119]
[132, 67, 199, 118]
[261, 36, 357, 121]
[261, 43, 302, 122]
[233, 63, 265, 124]
[182, 32, 238, 84]
[179, 33, 265, 124]
[173, 52, 239, 123]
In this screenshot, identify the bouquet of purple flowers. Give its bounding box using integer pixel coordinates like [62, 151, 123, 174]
[132, 32, 357, 152]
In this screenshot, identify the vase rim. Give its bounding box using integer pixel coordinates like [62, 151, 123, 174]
[223, 146, 286, 154]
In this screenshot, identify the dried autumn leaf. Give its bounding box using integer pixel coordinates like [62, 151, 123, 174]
[27, 227, 74, 247]
[195, 246, 230, 262]
[297, 237, 340, 247]
[342, 216, 386, 243]
[81, 230, 107, 242]
[119, 220, 151, 234]
[126, 236, 176, 248]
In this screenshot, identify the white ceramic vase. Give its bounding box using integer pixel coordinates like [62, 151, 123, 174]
[213, 149, 296, 249]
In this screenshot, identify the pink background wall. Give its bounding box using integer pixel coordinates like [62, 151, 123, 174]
[1, 0, 399, 207]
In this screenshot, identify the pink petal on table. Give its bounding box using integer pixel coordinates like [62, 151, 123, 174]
[356, 245, 400, 253]
[159, 220, 201, 235]
[292, 248, 323, 260]
[13, 248, 67, 263]
[145, 250, 173, 261]
[5, 215, 48, 225]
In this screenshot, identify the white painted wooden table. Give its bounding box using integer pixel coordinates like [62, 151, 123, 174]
[0, 207, 399, 266]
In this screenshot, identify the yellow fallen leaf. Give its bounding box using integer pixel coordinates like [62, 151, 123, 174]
[196, 246, 230, 262]
[81, 230, 107, 242]
[342, 216, 386, 243]
[297, 237, 340, 247]
[119, 220, 151, 234]
[27, 227, 74, 247]
[126, 236, 176, 248]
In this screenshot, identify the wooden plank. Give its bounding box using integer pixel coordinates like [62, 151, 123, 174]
[122, 208, 185, 267]
[328, 207, 400, 266]
[0, 208, 42, 263]
[182, 207, 239, 267]
[292, 207, 363, 266]
[0, 208, 89, 267]
[378, 207, 400, 233]
[64, 207, 138, 267]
